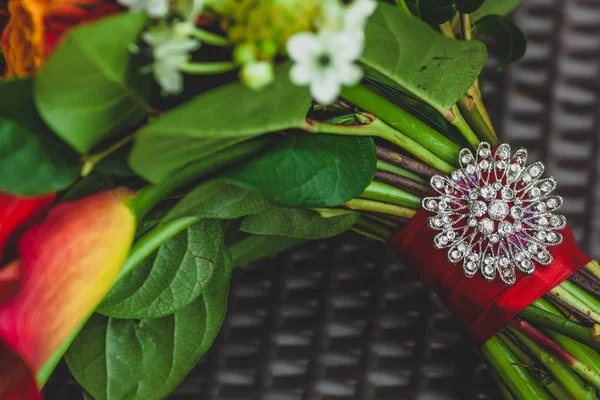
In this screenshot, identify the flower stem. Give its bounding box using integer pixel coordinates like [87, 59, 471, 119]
[586, 260, 600, 280]
[306, 116, 455, 174]
[341, 85, 461, 165]
[189, 28, 229, 47]
[351, 216, 395, 242]
[481, 335, 553, 400]
[560, 280, 600, 317]
[490, 370, 517, 400]
[507, 324, 595, 400]
[360, 181, 422, 209]
[374, 170, 433, 198]
[444, 104, 480, 148]
[129, 139, 272, 220]
[509, 319, 600, 391]
[344, 198, 417, 219]
[376, 160, 428, 184]
[80, 131, 138, 177]
[457, 94, 499, 145]
[548, 285, 600, 324]
[376, 145, 442, 179]
[520, 303, 600, 351]
[179, 61, 237, 74]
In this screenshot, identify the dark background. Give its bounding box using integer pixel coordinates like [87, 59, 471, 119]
[46, 0, 600, 398]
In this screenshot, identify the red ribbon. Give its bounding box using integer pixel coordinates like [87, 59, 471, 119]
[389, 208, 591, 344]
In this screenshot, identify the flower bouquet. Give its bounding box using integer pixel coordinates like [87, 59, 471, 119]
[0, 0, 599, 399]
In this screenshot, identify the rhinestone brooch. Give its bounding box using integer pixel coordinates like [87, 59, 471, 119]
[422, 142, 566, 285]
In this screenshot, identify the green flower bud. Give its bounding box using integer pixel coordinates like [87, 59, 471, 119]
[240, 61, 275, 91]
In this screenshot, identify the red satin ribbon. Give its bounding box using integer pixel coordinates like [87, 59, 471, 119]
[389, 208, 591, 344]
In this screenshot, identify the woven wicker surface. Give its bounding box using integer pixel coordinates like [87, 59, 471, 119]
[45, 1, 600, 399]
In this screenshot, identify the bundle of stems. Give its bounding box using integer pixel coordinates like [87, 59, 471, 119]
[306, 53, 600, 400]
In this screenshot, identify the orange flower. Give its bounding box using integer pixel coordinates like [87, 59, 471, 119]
[0, 188, 136, 397]
[0, 0, 122, 77]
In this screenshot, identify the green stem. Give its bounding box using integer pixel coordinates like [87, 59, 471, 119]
[533, 298, 600, 376]
[560, 280, 600, 320]
[189, 28, 229, 47]
[481, 335, 553, 400]
[81, 131, 138, 177]
[376, 160, 428, 184]
[491, 370, 517, 400]
[344, 198, 417, 219]
[457, 95, 499, 145]
[179, 61, 237, 74]
[360, 181, 421, 209]
[445, 104, 480, 148]
[549, 285, 600, 324]
[306, 116, 455, 174]
[498, 332, 574, 400]
[586, 260, 600, 280]
[352, 216, 395, 242]
[341, 85, 461, 165]
[520, 304, 600, 351]
[129, 139, 271, 220]
[507, 326, 594, 400]
[461, 14, 473, 40]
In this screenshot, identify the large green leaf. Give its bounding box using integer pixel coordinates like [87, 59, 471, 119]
[97, 219, 224, 319]
[0, 119, 79, 196]
[165, 181, 270, 223]
[130, 64, 312, 183]
[360, 2, 487, 113]
[241, 207, 358, 239]
[0, 79, 79, 195]
[472, 0, 521, 20]
[454, 0, 485, 13]
[35, 12, 151, 154]
[66, 249, 232, 400]
[223, 133, 376, 208]
[476, 15, 527, 71]
[414, 0, 457, 25]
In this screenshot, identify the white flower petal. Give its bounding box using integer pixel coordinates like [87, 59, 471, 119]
[345, 0, 378, 30]
[286, 32, 321, 62]
[310, 76, 341, 105]
[329, 31, 363, 61]
[336, 62, 363, 86]
[146, 0, 170, 17]
[289, 63, 313, 86]
[155, 63, 184, 94]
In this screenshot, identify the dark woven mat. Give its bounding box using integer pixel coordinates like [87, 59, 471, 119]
[45, 1, 600, 398]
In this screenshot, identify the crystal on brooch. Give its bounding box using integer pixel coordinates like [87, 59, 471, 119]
[422, 142, 565, 286]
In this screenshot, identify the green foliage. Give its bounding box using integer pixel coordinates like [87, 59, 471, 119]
[476, 15, 527, 70]
[472, 0, 521, 20]
[223, 133, 376, 208]
[0, 79, 78, 195]
[165, 181, 270, 223]
[401, 0, 485, 25]
[361, 3, 487, 113]
[240, 207, 359, 239]
[454, 0, 486, 13]
[35, 12, 151, 154]
[129, 64, 312, 183]
[66, 249, 232, 400]
[98, 219, 224, 319]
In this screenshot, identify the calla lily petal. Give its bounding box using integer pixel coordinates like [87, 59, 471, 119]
[0, 188, 136, 387]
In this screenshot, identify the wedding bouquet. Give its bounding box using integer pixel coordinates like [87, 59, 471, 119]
[0, 0, 598, 399]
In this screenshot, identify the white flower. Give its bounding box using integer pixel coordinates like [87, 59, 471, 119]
[319, 0, 378, 33]
[287, 29, 363, 105]
[118, 0, 170, 18]
[143, 28, 200, 94]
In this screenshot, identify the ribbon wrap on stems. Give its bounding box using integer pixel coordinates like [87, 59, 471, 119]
[389, 209, 591, 344]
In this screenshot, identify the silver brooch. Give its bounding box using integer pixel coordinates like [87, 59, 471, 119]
[422, 142, 566, 285]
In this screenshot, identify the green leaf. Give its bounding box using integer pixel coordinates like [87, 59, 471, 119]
[35, 12, 151, 154]
[130, 64, 312, 183]
[97, 219, 224, 319]
[230, 234, 306, 268]
[223, 133, 376, 208]
[360, 2, 487, 113]
[418, 0, 457, 25]
[61, 174, 115, 201]
[241, 207, 359, 239]
[0, 79, 79, 196]
[454, 0, 485, 13]
[471, 0, 520, 20]
[165, 181, 269, 223]
[0, 119, 79, 196]
[476, 15, 527, 70]
[66, 249, 232, 400]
